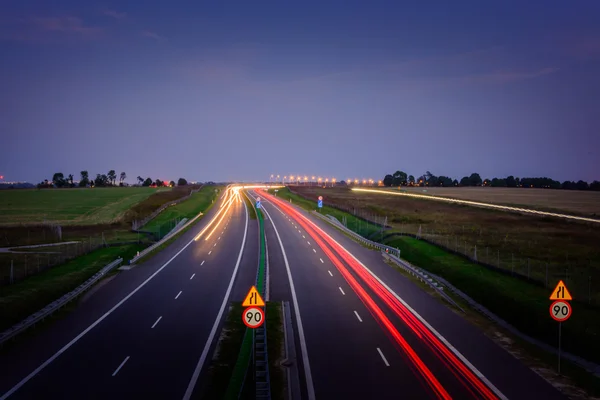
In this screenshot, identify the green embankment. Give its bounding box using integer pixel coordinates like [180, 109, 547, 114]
[144, 186, 221, 238]
[0, 244, 144, 331]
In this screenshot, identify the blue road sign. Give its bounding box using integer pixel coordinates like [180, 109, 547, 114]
[317, 200, 323, 208]
[256, 201, 261, 209]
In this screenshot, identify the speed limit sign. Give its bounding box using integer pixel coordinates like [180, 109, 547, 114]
[550, 300, 572, 322]
[242, 307, 265, 329]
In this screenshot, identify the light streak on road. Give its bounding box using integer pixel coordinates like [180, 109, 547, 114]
[352, 188, 600, 224]
[260, 189, 502, 400]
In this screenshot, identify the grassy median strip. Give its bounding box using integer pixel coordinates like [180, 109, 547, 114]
[242, 191, 257, 220]
[198, 302, 248, 399]
[0, 243, 144, 331]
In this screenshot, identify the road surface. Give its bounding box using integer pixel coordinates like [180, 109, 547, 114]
[0, 187, 258, 400]
[252, 188, 566, 400]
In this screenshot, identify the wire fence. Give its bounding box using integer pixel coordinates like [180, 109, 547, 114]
[0, 235, 143, 286]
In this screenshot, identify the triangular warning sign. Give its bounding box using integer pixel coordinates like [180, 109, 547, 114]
[550, 280, 572, 301]
[242, 286, 265, 307]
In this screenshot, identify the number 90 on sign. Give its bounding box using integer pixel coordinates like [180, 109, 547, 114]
[243, 307, 265, 328]
[550, 300, 572, 322]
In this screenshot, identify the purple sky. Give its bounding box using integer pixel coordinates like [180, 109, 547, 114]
[1, 1, 599, 183]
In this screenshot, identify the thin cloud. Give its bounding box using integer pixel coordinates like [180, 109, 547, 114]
[103, 10, 127, 20]
[2, 15, 103, 42]
[141, 30, 166, 42]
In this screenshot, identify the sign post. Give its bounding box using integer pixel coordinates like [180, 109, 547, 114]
[549, 280, 572, 374]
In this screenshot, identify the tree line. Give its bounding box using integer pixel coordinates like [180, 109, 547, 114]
[37, 171, 188, 189]
[382, 171, 600, 191]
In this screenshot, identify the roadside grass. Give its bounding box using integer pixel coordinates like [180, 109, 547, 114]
[383, 257, 600, 398]
[0, 244, 144, 331]
[382, 235, 600, 363]
[0, 187, 162, 226]
[198, 302, 247, 399]
[144, 186, 220, 237]
[267, 187, 381, 237]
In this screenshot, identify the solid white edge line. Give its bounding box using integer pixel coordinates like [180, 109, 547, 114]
[297, 206, 509, 400]
[339, 287, 345, 295]
[182, 196, 249, 400]
[190, 273, 195, 280]
[354, 311, 363, 322]
[151, 316, 162, 329]
[112, 356, 131, 376]
[0, 200, 225, 400]
[175, 291, 182, 300]
[376, 348, 390, 366]
[259, 201, 316, 400]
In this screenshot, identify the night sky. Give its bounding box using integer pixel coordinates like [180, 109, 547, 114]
[1, 1, 599, 183]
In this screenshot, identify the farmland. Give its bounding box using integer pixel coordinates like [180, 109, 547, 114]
[368, 186, 600, 217]
[0, 187, 166, 226]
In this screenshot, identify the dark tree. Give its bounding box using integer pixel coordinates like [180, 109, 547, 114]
[460, 176, 470, 186]
[177, 178, 188, 186]
[79, 171, 89, 187]
[143, 178, 153, 187]
[468, 173, 482, 186]
[52, 172, 66, 187]
[383, 174, 394, 187]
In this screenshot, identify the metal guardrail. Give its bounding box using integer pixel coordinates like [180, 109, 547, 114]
[310, 211, 463, 310]
[129, 212, 203, 265]
[0, 257, 123, 345]
[162, 218, 188, 241]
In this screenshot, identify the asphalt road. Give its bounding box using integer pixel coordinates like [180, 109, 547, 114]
[0, 188, 258, 400]
[254, 189, 567, 400]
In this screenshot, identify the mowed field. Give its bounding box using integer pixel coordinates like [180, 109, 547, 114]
[368, 186, 600, 217]
[0, 187, 166, 226]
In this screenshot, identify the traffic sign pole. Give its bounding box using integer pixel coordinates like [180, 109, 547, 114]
[558, 322, 562, 374]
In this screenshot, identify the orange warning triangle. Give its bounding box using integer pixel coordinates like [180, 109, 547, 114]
[549, 280, 572, 301]
[242, 286, 265, 307]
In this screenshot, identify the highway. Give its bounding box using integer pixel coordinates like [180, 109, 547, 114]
[0, 184, 569, 400]
[0, 187, 259, 400]
[251, 188, 567, 400]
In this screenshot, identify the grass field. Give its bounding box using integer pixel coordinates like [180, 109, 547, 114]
[0, 243, 144, 331]
[369, 186, 600, 217]
[144, 186, 221, 238]
[0, 187, 166, 226]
